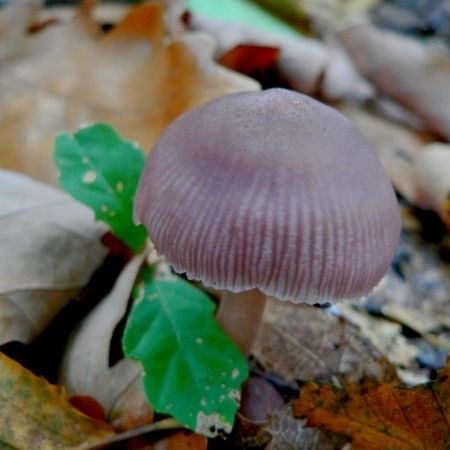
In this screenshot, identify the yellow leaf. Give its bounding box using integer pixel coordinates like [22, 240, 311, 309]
[0, 353, 114, 449]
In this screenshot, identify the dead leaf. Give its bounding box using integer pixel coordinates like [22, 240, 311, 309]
[294, 360, 450, 450]
[190, 13, 373, 100]
[0, 0, 40, 60]
[219, 44, 280, 79]
[338, 22, 450, 140]
[336, 304, 421, 377]
[0, 2, 258, 185]
[254, 298, 397, 384]
[265, 405, 340, 450]
[109, 376, 154, 431]
[413, 143, 450, 229]
[60, 254, 145, 418]
[0, 169, 107, 345]
[0, 352, 114, 449]
[153, 431, 207, 450]
[350, 231, 450, 385]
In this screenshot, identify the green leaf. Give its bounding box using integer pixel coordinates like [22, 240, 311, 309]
[123, 267, 249, 437]
[54, 123, 147, 252]
[188, 0, 301, 38]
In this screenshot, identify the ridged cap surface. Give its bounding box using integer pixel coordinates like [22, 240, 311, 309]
[135, 89, 400, 302]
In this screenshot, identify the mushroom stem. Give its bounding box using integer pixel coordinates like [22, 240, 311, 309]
[216, 289, 266, 356]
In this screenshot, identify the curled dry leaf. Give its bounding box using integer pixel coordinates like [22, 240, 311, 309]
[338, 22, 450, 140]
[413, 143, 450, 229]
[336, 304, 420, 377]
[0, 169, 107, 345]
[60, 255, 146, 421]
[190, 13, 373, 101]
[253, 298, 397, 384]
[0, 352, 114, 449]
[0, 0, 41, 60]
[0, 1, 258, 185]
[265, 405, 339, 450]
[362, 232, 450, 365]
[294, 360, 450, 450]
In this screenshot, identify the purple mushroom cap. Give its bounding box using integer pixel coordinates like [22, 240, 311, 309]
[135, 88, 401, 303]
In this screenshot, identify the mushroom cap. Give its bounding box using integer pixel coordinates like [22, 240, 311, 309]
[135, 88, 401, 303]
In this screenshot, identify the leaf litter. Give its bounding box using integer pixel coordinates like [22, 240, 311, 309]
[0, 0, 258, 185]
[1, 0, 450, 449]
[0, 169, 107, 346]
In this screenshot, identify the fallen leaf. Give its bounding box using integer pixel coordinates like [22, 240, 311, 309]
[0, 169, 107, 345]
[60, 254, 144, 416]
[0, 0, 40, 60]
[265, 405, 341, 450]
[413, 143, 450, 229]
[338, 22, 450, 140]
[109, 376, 154, 431]
[219, 44, 280, 79]
[191, 13, 373, 101]
[294, 360, 450, 450]
[253, 299, 397, 384]
[336, 304, 420, 375]
[0, 352, 114, 449]
[0, 1, 258, 185]
[153, 431, 207, 450]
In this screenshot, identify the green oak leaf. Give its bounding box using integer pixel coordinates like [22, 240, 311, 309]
[123, 266, 249, 437]
[54, 123, 147, 252]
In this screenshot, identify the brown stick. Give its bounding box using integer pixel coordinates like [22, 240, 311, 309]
[216, 289, 266, 356]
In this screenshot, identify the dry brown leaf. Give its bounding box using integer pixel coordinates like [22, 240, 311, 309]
[265, 405, 340, 450]
[153, 431, 208, 450]
[294, 360, 450, 450]
[0, 352, 114, 449]
[0, 0, 40, 60]
[336, 304, 420, 375]
[253, 298, 397, 384]
[110, 376, 154, 431]
[190, 14, 373, 100]
[0, 2, 258, 185]
[60, 255, 145, 418]
[338, 23, 450, 140]
[0, 169, 107, 345]
[413, 143, 450, 229]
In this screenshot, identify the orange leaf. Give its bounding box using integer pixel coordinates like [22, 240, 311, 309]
[0, 1, 258, 185]
[0, 352, 114, 449]
[154, 431, 208, 450]
[219, 44, 279, 77]
[294, 361, 450, 450]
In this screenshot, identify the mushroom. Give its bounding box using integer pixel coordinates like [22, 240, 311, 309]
[135, 88, 401, 355]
